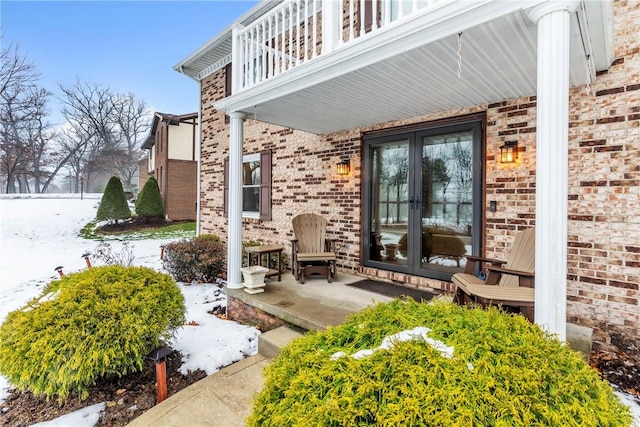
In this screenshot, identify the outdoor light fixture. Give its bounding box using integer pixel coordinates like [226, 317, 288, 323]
[336, 159, 350, 176]
[500, 141, 519, 164]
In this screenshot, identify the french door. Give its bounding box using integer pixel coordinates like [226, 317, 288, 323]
[363, 119, 483, 281]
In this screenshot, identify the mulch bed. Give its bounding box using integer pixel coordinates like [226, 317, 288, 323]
[0, 352, 206, 427]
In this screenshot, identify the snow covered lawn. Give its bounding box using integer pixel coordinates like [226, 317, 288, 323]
[0, 194, 260, 426]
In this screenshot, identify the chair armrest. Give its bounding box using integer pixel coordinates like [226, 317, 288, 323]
[486, 265, 534, 288]
[486, 265, 534, 277]
[466, 255, 505, 265]
[462, 255, 505, 274]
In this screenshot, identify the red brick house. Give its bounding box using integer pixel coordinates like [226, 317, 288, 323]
[139, 112, 198, 221]
[175, 0, 638, 350]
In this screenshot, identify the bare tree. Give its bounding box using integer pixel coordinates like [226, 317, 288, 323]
[0, 39, 50, 193]
[109, 93, 150, 190]
[58, 80, 151, 192]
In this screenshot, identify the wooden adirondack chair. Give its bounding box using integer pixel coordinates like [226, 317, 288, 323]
[453, 227, 535, 321]
[291, 213, 337, 284]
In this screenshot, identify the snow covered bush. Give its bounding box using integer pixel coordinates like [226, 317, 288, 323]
[162, 234, 225, 283]
[0, 266, 185, 401]
[248, 300, 632, 426]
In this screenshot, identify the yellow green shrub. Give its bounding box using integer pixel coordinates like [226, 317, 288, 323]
[0, 266, 185, 401]
[248, 300, 632, 426]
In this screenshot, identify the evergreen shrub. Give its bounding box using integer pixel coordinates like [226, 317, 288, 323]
[248, 300, 632, 426]
[96, 176, 131, 224]
[135, 176, 165, 222]
[0, 266, 185, 401]
[163, 234, 225, 282]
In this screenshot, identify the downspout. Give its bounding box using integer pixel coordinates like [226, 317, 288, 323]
[196, 92, 202, 236]
[176, 65, 202, 236]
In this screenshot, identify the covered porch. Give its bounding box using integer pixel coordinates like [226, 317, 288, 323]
[186, 0, 616, 341]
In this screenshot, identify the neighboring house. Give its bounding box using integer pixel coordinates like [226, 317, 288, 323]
[175, 0, 638, 350]
[139, 112, 198, 221]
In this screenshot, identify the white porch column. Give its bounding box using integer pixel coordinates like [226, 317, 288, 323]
[322, 0, 340, 53]
[227, 112, 246, 289]
[527, 1, 579, 341]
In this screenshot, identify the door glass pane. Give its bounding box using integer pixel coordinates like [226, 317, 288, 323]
[370, 141, 409, 266]
[420, 132, 473, 273]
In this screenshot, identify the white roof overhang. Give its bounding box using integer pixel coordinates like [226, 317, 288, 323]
[187, 0, 614, 135]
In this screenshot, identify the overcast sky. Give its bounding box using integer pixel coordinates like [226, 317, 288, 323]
[1, 0, 259, 125]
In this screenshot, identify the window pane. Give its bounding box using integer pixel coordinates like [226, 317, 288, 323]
[243, 161, 260, 186]
[242, 187, 260, 212]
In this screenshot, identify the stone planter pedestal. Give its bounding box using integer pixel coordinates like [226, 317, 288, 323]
[240, 265, 269, 294]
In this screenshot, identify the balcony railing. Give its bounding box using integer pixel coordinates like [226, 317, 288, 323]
[232, 0, 446, 93]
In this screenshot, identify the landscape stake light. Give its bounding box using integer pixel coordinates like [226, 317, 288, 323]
[147, 346, 173, 403]
[81, 252, 92, 268]
[54, 266, 64, 277]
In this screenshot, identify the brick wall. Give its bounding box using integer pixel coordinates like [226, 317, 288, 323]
[137, 158, 151, 192]
[200, 1, 639, 348]
[166, 159, 197, 221]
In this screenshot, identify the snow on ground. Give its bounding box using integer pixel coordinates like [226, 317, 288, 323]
[0, 194, 638, 426]
[0, 194, 259, 425]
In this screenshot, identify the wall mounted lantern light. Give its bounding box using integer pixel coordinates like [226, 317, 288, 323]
[500, 140, 519, 164]
[336, 158, 351, 176]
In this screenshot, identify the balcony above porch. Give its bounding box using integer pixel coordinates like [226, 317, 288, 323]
[177, 0, 615, 135]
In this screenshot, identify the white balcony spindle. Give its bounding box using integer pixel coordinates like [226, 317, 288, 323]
[312, 0, 318, 58]
[261, 23, 266, 82]
[296, 0, 301, 64]
[360, 0, 365, 35]
[281, 10, 286, 70]
[288, 2, 293, 71]
[304, 0, 309, 61]
[372, 0, 378, 30]
[349, 0, 355, 41]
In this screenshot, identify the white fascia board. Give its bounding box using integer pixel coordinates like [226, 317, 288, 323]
[215, 0, 547, 115]
[174, 0, 283, 80]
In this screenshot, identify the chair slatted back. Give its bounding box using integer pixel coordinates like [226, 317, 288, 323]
[499, 227, 535, 287]
[292, 213, 328, 253]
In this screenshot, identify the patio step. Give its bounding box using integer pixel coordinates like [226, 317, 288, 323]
[258, 326, 305, 359]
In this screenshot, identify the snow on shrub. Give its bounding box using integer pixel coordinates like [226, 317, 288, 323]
[162, 234, 225, 283]
[0, 265, 185, 401]
[248, 300, 632, 426]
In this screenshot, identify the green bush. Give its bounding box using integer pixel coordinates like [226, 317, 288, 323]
[96, 176, 131, 224]
[163, 234, 225, 282]
[135, 176, 165, 222]
[248, 300, 631, 426]
[0, 266, 185, 401]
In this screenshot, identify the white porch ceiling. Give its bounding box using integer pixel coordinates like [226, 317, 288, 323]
[214, 3, 614, 135]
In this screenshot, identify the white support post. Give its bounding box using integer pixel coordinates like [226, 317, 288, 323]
[322, 0, 340, 53]
[527, 0, 579, 341]
[231, 25, 244, 94]
[227, 112, 246, 289]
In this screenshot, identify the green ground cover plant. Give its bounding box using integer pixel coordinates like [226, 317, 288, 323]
[0, 266, 185, 401]
[80, 219, 196, 240]
[249, 300, 632, 426]
[162, 234, 225, 282]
